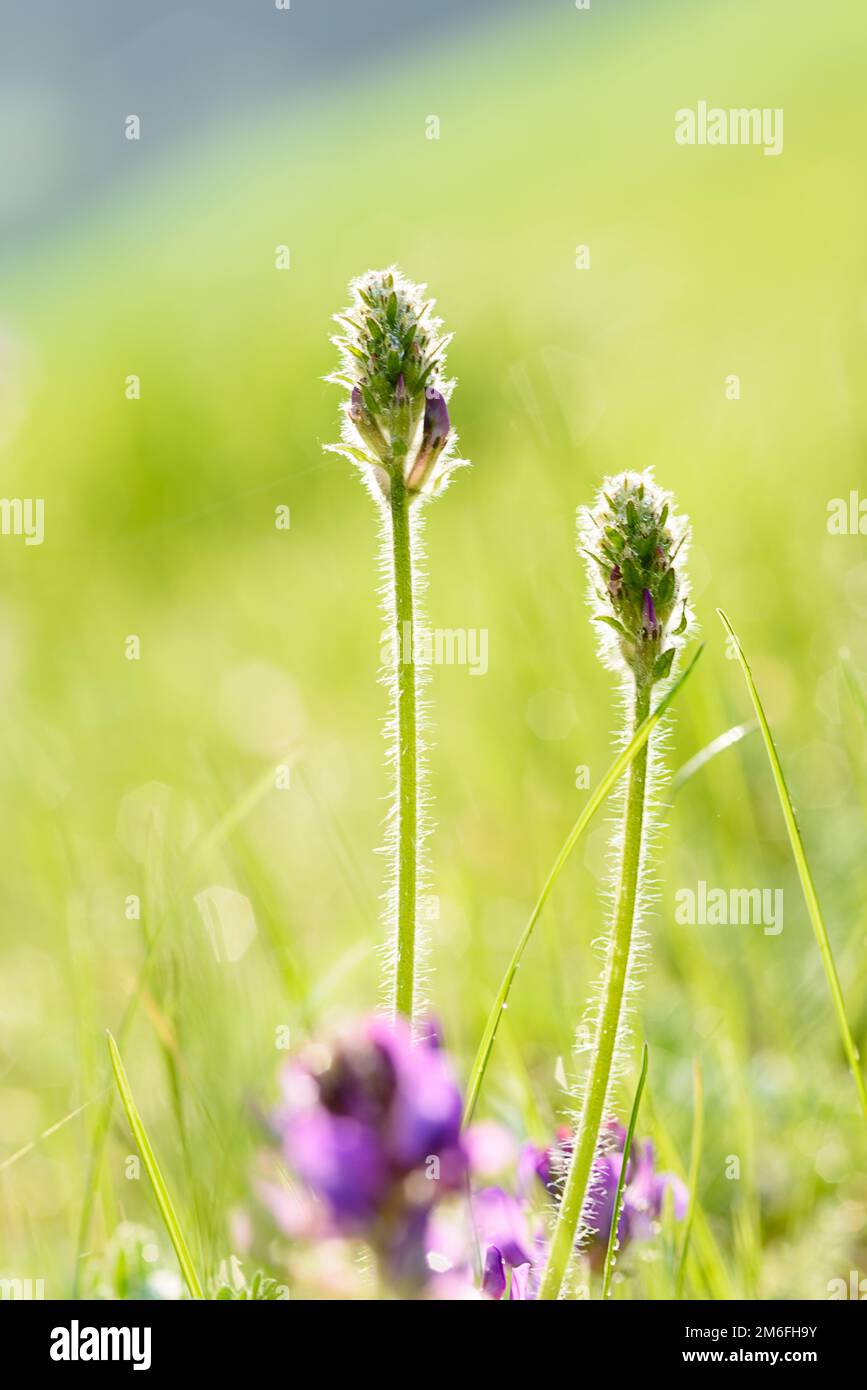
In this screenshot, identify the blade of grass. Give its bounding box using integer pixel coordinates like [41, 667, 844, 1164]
[76, 756, 296, 1293]
[0, 1098, 96, 1174]
[675, 1056, 703, 1297]
[106, 1030, 204, 1300]
[717, 609, 867, 1125]
[841, 650, 867, 728]
[601, 1042, 648, 1300]
[645, 1089, 733, 1298]
[463, 643, 704, 1127]
[672, 720, 757, 794]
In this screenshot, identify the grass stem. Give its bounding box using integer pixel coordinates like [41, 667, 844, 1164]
[717, 609, 867, 1126]
[601, 1042, 648, 1300]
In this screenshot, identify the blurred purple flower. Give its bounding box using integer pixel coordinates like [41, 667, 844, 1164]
[526, 1118, 688, 1260]
[269, 1014, 467, 1291]
[473, 1186, 546, 1301]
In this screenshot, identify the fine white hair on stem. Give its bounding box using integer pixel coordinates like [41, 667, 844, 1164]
[375, 499, 434, 1026]
[557, 679, 675, 1251]
[326, 267, 470, 1031]
[540, 467, 695, 1299]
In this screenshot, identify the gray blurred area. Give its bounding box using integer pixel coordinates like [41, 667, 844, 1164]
[0, 0, 541, 247]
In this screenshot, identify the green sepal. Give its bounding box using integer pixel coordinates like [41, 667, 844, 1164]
[653, 647, 675, 682]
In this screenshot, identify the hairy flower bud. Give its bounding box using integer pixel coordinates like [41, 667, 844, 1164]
[580, 470, 690, 686]
[405, 388, 450, 491]
[326, 266, 464, 501]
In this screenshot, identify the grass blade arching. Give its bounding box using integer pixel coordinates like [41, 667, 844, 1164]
[601, 1042, 648, 1301]
[106, 1030, 204, 1300]
[463, 642, 704, 1129]
[717, 608, 867, 1125]
[841, 650, 867, 728]
[671, 720, 757, 794]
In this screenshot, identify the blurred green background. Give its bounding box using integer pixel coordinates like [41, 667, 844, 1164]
[1, 0, 866, 1299]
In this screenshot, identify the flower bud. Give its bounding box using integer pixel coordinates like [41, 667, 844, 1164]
[348, 386, 388, 459]
[405, 388, 450, 492]
[326, 266, 464, 501]
[580, 470, 691, 686]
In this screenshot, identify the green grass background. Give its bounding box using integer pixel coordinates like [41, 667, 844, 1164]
[1, 0, 866, 1298]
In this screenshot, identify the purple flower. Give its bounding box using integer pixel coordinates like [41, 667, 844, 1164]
[617, 1136, 688, 1241]
[349, 385, 365, 421]
[531, 1119, 688, 1262]
[481, 1245, 507, 1300]
[406, 387, 451, 491]
[642, 587, 660, 640]
[608, 564, 623, 599]
[473, 1187, 546, 1300]
[423, 386, 450, 444]
[271, 1014, 467, 1291]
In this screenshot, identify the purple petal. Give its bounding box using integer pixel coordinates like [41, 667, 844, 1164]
[642, 588, 660, 638]
[282, 1109, 387, 1227]
[481, 1246, 507, 1300]
[423, 387, 450, 443]
[473, 1187, 534, 1269]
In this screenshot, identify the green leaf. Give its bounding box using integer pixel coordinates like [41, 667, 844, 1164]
[596, 615, 629, 638]
[106, 1031, 204, 1299]
[657, 567, 675, 605]
[672, 603, 689, 636]
[622, 557, 641, 588]
[653, 647, 675, 681]
[581, 548, 611, 578]
[717, 609, 867, 1126]
[462, 643, 704, 1127]
[601, 1043, 648, 1301]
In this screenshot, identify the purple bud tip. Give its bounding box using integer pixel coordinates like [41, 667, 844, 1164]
[481, 1246, 507, 1301]
[395, 373, 407, 405]
[642, 588, 660, 639]
[423, 387, 450, 445]
[608, 565, 622, 599]
[349, 386, 364, 420]
[404, 388, 451, 491]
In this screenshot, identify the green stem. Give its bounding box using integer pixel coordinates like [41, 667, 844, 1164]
[390, 479, 418, 1020]
[539, 678, 652, 1300]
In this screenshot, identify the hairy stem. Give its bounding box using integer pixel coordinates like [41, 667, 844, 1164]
[389, 478, 419, 1020]
[539, 678, 652, 1300]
